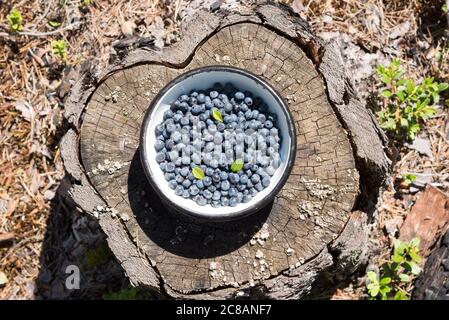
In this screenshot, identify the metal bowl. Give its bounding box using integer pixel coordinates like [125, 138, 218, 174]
[140, 66, 296, 221]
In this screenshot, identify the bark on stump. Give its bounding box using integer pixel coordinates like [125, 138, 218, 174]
[60, 2, 391, 299]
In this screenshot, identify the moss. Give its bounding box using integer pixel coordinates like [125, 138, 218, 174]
[84, 243, 113, 269]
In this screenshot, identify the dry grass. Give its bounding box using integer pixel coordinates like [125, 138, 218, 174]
[0, 0, 182, 299]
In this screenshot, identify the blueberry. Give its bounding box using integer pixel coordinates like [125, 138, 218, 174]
[229, 173, 240, 184]
[208, 185, 217, 192]
[244, 97, 253, 106]
[196, 179, 205, 189]
[154, 140, 165, 152]
[234, 92, 245, 101]
[203, 176, 212, 186]
[251, 165, 259, 173]
[212, 98, 223, 108]
[210, 159, 219, 168]
[168, 180, 177, 189]
[205, 168, 214, 176]
[173, 113, 183, 123]
[219, 171, 228, 180]
[264, 120, 273, 129]
[210, 91, 219, 99]
[229, 197, 238, 207]
[196, 196, 207, 206]
[251, 174, 261, 184]
[180, 117, 190, 126]
[191, 105, 202, 115]
[257, 114, 266, 123]
[262, 176, 271, 187]
[182, 179, 192, 188]
[229, 187, 238, 197]
[203, 189, 213, 199]
[182, 190, 190, 198]
[165, 172, 175, 181]
[197, 93, 206, 103]
[221, 180, 230, 191]
[217, 122, 226, 132]
[212, 191, 221, 201]
[156, 152, 166, 163]
[175, 175, 184, 184]
[221, 197, 230, 206]
[224, 103, 233, 113]
[180, 156, 189, 165]
[211, 201, 221, 208]
[254, 182, 264, 191]
[242, 194, 252, 203]
[159, 161, 167, 171]
[179, 94, 189, 102]
[212, 173, 221, 183]
[163, 110, 174, 120]
[240, 174, 249, 184]
[155, 124, 165, 135]
[166, 123, 176, 133]
[175, 185, 184, 196]
[244, 110, 252, 120]
[188, 97, 198, 106]
[189, 185, 200, 196]
[237, 184, 246, 192]
[205, 100, 213, 110]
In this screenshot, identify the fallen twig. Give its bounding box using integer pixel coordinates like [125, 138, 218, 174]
[0, 22, 82, 38]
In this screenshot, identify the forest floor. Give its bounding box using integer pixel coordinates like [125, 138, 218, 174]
[0, 0, 448, 299]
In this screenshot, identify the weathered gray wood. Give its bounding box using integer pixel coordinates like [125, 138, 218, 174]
[60, 1, 389, 299]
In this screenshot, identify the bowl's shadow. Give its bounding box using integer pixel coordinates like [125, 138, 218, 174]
[127, 150, 272, 259]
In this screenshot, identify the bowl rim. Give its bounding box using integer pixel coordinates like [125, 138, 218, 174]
[139, 65, 297, 221]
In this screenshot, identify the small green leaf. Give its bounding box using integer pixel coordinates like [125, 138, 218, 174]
[367, 271, 379, 284]
[212, 108, 223, 122]
[230, 159, 244, 173]
[438, 83, 449, 91]
[392, 253, 404, 264]
[48, 21, 61, 28]
[381, 90, 393, 98]
[393, 291, 408, 300]
[192, 167, 205, 180]
[399, 274, 411, 282]
[379, 277, 391, 285]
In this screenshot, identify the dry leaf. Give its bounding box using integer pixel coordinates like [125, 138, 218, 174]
[0, 272, 8, 286]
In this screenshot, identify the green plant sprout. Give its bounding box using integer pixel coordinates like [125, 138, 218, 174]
[51, 39, 68, 63]
[366, 238, 422, 300]
[376, 59, 448, 140]
[7, 8, 24, 32]
[402, 173, 417, 187]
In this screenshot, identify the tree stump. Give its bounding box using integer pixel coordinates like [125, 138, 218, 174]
[60, 2, 390, 299]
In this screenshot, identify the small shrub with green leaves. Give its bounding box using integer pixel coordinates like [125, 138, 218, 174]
[366, 238, 422, 300]
[51, 39, 68, 63]
[377, 59, 448, 140]
[7, 8, 24, 32]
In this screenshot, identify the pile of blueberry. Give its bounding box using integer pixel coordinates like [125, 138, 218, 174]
[154, 83, 281, 207]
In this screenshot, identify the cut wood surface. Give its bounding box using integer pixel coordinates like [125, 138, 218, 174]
[60, 2, 390, 298]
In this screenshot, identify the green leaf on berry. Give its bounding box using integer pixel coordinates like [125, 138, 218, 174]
[230, 159, 244, 173]
[192, 167, 205, 180]
[212, 108, 223, 122]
